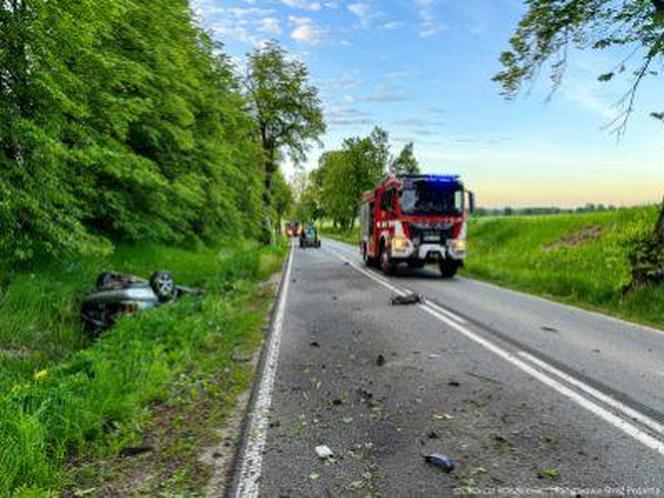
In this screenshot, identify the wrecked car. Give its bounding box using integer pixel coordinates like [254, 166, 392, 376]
[299, 224, 321, 248]
[81, 270, 201, 332]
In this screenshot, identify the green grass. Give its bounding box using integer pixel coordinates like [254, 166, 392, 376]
[320, 225, 359, 246]
[464, 206, 664, 328]
[0, 240, 287, 497]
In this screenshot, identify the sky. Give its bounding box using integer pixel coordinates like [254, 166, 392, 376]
[192, 0, 663, 208]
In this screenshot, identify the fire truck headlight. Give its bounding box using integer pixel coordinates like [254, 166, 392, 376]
[392, 237, 409, 251]
[451, 238, 467, 252]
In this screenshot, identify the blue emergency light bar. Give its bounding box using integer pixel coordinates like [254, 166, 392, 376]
[405, 174, 460, 183]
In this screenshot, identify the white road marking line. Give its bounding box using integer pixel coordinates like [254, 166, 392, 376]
[235, 243, 295, 498]
[419, 306, 664, 456]
[327, 248, 664, 456]
[323, 248, 407, 297]
[423, 300, 467, 325]
[518, 351, 664, 436]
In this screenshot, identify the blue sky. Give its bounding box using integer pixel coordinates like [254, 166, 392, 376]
[192, 0, 663, 207]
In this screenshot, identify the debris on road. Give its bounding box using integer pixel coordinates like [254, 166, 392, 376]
[427, 430, 440, 439]
[390, 293, 422, 305]
[310, 341, 321, 347]
[424, 453, 455, 472]
[315, 445, 334, 459]
[448, 380, 460, 387]
[541, 326, 559, 333]
[433, 413, 454, 421]
[376, 354, 386, 366]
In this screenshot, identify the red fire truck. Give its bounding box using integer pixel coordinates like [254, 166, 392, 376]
[359, 174, 475, 277]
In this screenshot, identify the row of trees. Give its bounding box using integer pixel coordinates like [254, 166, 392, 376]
[293, 127, 420, 229]
[1, 2, 317, 265]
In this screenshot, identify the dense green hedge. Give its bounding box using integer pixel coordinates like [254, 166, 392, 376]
[0, 0, 265, 265]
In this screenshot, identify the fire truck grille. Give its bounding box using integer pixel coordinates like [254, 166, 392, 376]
[409, 224, 454, 244]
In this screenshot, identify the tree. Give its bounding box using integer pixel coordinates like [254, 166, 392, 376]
[271, 170, 294, 229]
[495, 0, 663, 289]
[494, 0, 664, 135]
[317, 126, 389, 229]
[389, 142, 420, 176]
[245, 41, 326, 208]
[0, 0, 267, 265]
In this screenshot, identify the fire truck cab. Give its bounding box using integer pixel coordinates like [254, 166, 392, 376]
[359, 174, 475, 278]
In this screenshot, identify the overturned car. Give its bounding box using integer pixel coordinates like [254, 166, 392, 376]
[81, 270, 201, 332]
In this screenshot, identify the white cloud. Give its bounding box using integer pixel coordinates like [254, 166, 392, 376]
[413, 0, 445, 38]
[347, 2, 377, 28]
[259, 17, 282, 35]
[289, 16, 325, 44]
[281, 0, 322, 11]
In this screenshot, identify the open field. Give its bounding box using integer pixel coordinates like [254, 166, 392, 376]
[321, 206, 663, 329]
[0, 241, 286, 497]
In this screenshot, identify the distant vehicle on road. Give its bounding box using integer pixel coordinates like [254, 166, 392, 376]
[300, 224, 321, 248]
[285, 221, 301, 237]
[359, 174, 475, 277]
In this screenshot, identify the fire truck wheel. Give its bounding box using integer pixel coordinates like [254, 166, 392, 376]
[439, 260, 459, 278]
[380, 246, 395, 275]
[362, 245, 375, 267]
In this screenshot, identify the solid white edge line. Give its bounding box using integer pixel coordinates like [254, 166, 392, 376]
[418, 305, 664, 456]
[324, 247, 664, 457]
[235, 243, 295, 498]
[518, 351, 664, 436]
[423, 300, 468, 325]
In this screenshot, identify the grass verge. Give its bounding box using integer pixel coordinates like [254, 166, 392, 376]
[0, 240, 287, 497]
[464, 206, 663, 329]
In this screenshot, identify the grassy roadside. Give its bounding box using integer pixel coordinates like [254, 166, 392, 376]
[0, 240, 287, 497]
[464, 206, 664, 329]
[320, 226, 359, 246]
[320, 208, 663, 329]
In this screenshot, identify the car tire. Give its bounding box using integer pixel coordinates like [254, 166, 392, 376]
[439, 260, 459, 279]
[150, 270, 176, 301]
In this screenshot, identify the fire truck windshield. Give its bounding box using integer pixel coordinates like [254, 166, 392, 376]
[400, 180, 463, 216]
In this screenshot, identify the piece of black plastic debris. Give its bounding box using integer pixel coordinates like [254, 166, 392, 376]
[391, 293, 422, 306]
[119, 446, 153, 457]
[376, 354, 385, 366]
[448, 380, 460, 387]
[427, 430, 440, 439]
[541, 326, 559, 333]
[331, 398, 343, 406]
[310, 341, 320, 348]
[424, 453, 455, 472]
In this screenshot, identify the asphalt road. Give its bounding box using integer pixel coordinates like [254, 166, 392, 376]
[231, 238, 664, 497]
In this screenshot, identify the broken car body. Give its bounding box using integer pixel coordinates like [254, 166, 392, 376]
[81, 271, 202, 332]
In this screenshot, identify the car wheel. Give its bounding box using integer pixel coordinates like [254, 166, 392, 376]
[439, 260, 459, 279]
[150, 271, 176, 301]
